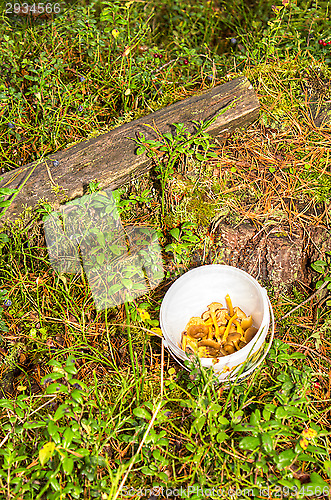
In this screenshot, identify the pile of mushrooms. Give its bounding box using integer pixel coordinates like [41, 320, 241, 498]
[181, 294, 258, 360]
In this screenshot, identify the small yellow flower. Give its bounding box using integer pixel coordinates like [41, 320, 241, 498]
[299, 437, 309, 450]
[112, 29, 120, 39]
[302, 428, 318, 440]
[282, 0, 290, 6]
[137, 308, 150, 321]
[151, 327, 163, 337]
[300, 427, 317, 449]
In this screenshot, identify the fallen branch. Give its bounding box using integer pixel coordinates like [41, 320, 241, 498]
[278, 280, 329, 321]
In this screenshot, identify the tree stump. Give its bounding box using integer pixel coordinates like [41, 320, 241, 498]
[204, 221, 331, 293]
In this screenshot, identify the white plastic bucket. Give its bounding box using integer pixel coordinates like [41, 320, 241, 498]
[160, 264, 274, 382]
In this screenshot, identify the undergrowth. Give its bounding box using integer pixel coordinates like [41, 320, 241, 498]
[0, 0, 330, 498]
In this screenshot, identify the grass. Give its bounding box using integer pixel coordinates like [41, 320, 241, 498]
[0, 0, 331, 498]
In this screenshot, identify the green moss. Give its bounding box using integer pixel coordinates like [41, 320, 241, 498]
[186, 193, 216, 226]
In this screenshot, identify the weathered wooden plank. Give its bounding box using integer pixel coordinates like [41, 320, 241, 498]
[0, 76, 260, 222]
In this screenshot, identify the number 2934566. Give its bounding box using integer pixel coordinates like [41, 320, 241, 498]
[5, 3, 61, 15]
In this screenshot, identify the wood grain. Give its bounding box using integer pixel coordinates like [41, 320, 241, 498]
[0, 76, 260, 222]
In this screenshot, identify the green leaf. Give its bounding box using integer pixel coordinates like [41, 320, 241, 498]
[218, 416, 229, 426]
[169, 228, 180, 241]
[0, 400, 14, 410]
[231, 410, 244, 424]
[275, 407, 288, 419]
[62, 455, 74, 474]
[0, 233, 9, 243]
[121, 278, 133, 289]
[232, 424, 248, 432]
[298, 453, 316, 462]
[54, 404, 71, 421]
[0, 187, 17, 195]
[47, 420, 60, 438]
[136, 147, 146, 155]
[263, 409, 271, 421]
[108, 283, 122, 294]
[133, 407, 152, 420]
[70, 389, 84, 405]
[0, 201, 12, 208]
[140, 466, 156, 475]
[96, 232, 105, 247]
[311, 260, 326, 271]
[239, 436, 260, 451]
[207, 151, 219, 158]
[261, 433, 273, 453]
[152, 449, 162, 461]
[182, 233, 199, 243]
[64, 364, 77, 375]
[23, 421, 46, 429]
[96, 253, 105, 265]
[288, 352, 306, 359]
[250, 410, 261, 426]
[192, 415, 206, 433]
[75, 448, 90, 457]
[62, 428, 75, 449]
[110, 244, 123, 256]
[46, 383, 69, 395]
[216, 431, 228, 443]
[158, 471, 169, 482]
[163, 132, 173, 141]
[306, 445, 328, 455]
[324, 460, 331, 478]
[39, 442, 55, 466]
[277, 449, 296, 468]
[41, 372, 63, 383]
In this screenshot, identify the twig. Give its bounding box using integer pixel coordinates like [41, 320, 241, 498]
[0, 156, 45, 218]
[281, 340, 331, 365]
[0, 432, 10, 449]
[45, 161, 57, 187]
[150, 58, 178, 75]
[278, 280, 329, 321]
[113, 399, 163, 500]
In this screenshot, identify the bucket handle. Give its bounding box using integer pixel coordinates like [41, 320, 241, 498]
[256, 286, 271, 332]
[227, 293, 275, 382]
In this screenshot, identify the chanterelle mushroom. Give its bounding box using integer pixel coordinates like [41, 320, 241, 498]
[201, 310, 211, 321]
[215, 308, 228, 326]
[233, 306, 247, 321]
[187, 324, 209, 339]
[241, 315, 253, 331]
[186, 317, 205, 328]
[207, 302, 223, 313]
[245, 326, 258, 343]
